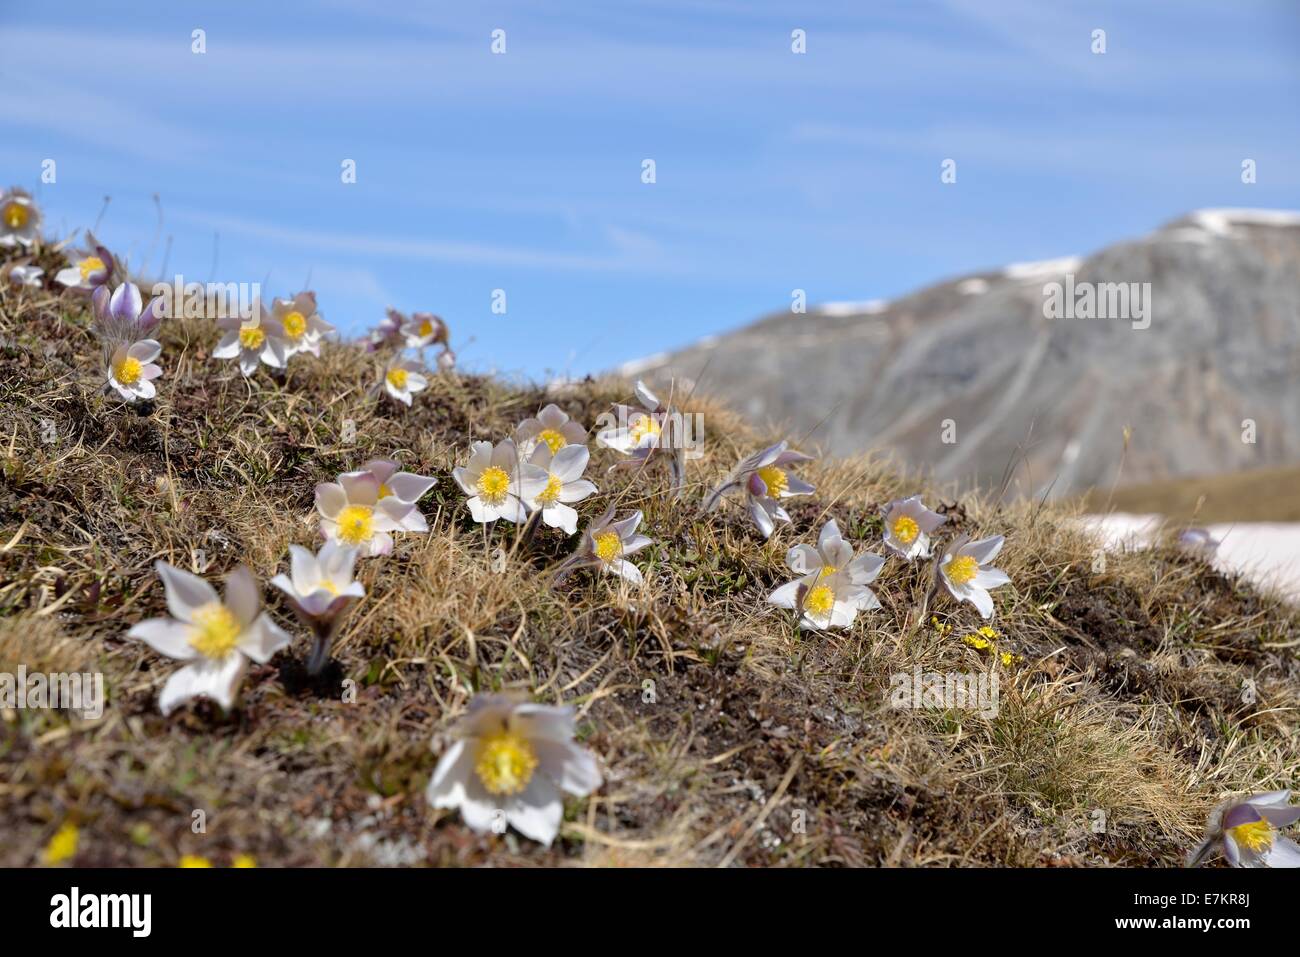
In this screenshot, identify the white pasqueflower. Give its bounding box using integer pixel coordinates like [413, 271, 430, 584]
[703, 440, 815, 539]
[767, 519, 884, 630]
[107, 338, 163, 403]
[0, 188, 41, 248]
[400, 312, 448, 349]
[54, 236, 113, 291]
[315, 471, 415, 557]
[383, 357, 428, 406]
[127, 562, 291, 715]
[436, 347, 456, 372]
[366, 307, 405, 352]
[523, 444, 597, 535]
[881, 494, 948, 560]
[596, 380, 688, 494]
[935, 534, 1010, 620]
[452, 440, 544, 525]
[213, 305, 289, 376]
[90, 282, 162, 358]
[269, 292, 333, 358]
[1189, 790, 1300, 868]
[270, 539, 365, 675]
[426, 693, 602, 846]
[553, 507, 653, 584]
[5, 263, 43, 288]
[347, 458, 437, 532]
[515, 403, 588, 459]
[596, 380, 668, 454]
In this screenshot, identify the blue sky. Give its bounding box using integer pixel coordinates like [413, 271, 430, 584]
[4, 0, 1298, 380]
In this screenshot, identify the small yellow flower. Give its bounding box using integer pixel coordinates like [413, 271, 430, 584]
[978, 625, 1002, 641]
[930, 616, 953, 637]
[179, 854, 213, 868]
[232, 853, 257, 868]
[962, 633, 992, 651]
[44, 821, 79, 865]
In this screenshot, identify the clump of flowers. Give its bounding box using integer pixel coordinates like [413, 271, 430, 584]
[0, 187, 41, 248]
[316, 470, 417, 557]
[515, 403, 587, 459]
[269, 291, 333, 359]
[453, 440, 544, 525]
[367, 307, 455, 370]
[961, 625, 1020, 666]
[552, 507, 653, 584]
[270, 540, 365, 675]
[55, 233, 115, 292]
[597, 380, 687, 494]
[703, 440, 815, 539]
[383, 357, 429, 407]
[426, 693, 602, 846]
[1188, 790, 1300, 868]
[881, 494, 947, 560]
[213, 303, 289, 376]
[127, 562, 291, 714]
[931, 534, 1011, 620]
[767, 519, 885, 630]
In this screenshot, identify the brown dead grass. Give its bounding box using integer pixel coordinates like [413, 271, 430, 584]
[1, 257, 1297, 868]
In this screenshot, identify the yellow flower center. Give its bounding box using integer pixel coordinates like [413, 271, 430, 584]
[1229, 819, 1274, 853]
[3, 202, 28, 229]
[474, 729, 538, 796]
[475, 466, 511, 505]
[336, 504, 375, 545]
[538, 428, 566, 454]
[419, 318, 434, 337]
[79, 256, 106, 281]
[281, 310, 307, 338]
[629, 414, 661, 443]
[377, 483, 393, 499]
[113, 355, 143, 386]
[536, 473, 563, 505]
[945, 555, 980, 586]
[189, 603, 241, 660]
[892, 515, 920, 544]
[805, 584, 835, 617]
[757, 466, 788, 497]
[818, 564, 839, 579]
[239, 326, 265, 349]
[386, 367, 409, 390]
[316, 578, 340, 596]
[594, 530, 622, 563]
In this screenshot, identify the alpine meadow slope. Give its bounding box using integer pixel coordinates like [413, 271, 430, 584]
[2, 239, 1299, 867]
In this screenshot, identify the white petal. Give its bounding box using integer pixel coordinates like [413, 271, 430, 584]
[128, 617, 198, 660]
[767, 579, 802, 609]
[505, 776, 564, 846]
[239, 613, 292, 664]
[316, 482, 347, 519]
[156, 561, 219, 622]
[158, 654, 247, 715]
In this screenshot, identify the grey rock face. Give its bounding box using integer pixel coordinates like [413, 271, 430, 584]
[620, 211, 1300, 498]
